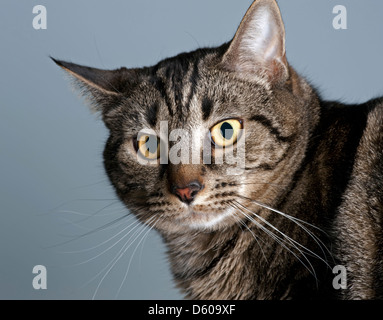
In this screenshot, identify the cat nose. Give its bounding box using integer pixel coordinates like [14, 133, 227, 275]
[171, 181, 203, 205]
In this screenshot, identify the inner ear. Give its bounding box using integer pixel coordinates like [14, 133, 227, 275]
[221, 0, 288, 85]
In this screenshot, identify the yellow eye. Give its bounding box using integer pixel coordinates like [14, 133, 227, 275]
[210, 119, 243, 147]
[136, 134, 160, 160]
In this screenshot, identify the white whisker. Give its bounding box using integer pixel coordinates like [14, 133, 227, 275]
[74, 219, 143, 267]
[231, 201, 318, 281]
[115, 216, 160, 298]
[235, 200, 323, 263]
[239, 197, 334, 266]
[91, 216, 157, 300]
[72, 201, 123, 224]
[228, 203, 268, 263]
[46, 214, 131, 249]
[61, 214, 139, 254]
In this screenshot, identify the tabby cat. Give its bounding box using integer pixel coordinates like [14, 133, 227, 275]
[53, 0, 383, 299]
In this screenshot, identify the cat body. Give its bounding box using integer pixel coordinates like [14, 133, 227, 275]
[54, 0, 383, 299]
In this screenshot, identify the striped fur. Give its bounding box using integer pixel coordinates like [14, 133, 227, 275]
[54, 0, 383, 299]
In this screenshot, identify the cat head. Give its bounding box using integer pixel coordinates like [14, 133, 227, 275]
[54, 0, 319, 234]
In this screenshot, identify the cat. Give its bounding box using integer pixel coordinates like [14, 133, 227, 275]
[53, 0, 383, 299]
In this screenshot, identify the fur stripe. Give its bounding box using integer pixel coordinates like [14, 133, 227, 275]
[250, 114, 294, 142]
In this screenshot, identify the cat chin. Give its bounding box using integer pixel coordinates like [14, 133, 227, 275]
[183, 207, 236, 231]
[143, 206, 238, 234]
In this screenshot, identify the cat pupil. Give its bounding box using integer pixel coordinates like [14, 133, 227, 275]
[220, 122, 234, 140]
[145, 136, 157, 153]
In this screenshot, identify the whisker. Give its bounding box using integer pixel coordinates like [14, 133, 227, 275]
[72, 218, 144, 267]
[75, 222, 145, 293]
[241, 196, 328, 235]
[234, 200, 325, 264]
[231, 201, 318, 281]
[70, 200, 122, 224]
[137, 216, 159, 272]
[237, 196, 334, 265]
[70, 179, 109, 190]
[58, 210, 97, 217]
[60, 214, 139, 254]
[58, 206, 126, 218]
[58, 217, 93, 232]
[228, 202, 268, 263]
[39, 198, 119, 216]
[92, 216, 157, 300]
[115, 216, 160, 298]
[57, 208, 131, 242]
[45, 213, 131, 249]
[237, 182, 288, 188]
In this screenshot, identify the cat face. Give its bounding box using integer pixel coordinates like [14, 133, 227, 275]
[54, 0, 319, 234]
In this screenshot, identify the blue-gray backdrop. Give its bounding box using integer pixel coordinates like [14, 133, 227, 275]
[0, 0, 382, 299]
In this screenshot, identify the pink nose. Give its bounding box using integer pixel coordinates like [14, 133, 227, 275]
[172, 182, 203, 204]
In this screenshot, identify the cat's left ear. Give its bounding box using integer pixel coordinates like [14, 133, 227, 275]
[222, 0, 288, 86]
[52, 58, 134, 112]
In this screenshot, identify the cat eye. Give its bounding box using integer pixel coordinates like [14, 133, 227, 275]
[210, 119, 243, 147]
[134, 134, 161, 160]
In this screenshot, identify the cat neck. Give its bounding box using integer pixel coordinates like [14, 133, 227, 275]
[162, 219, 325, 299]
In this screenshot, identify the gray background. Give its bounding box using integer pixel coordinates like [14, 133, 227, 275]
[0, 0, 382, 300]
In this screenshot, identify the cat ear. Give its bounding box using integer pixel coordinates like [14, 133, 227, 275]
[222, 0, 288, 85]
[52, 57, 134, 111]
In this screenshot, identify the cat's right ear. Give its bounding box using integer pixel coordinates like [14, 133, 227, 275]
[52, 57, 135, 112]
